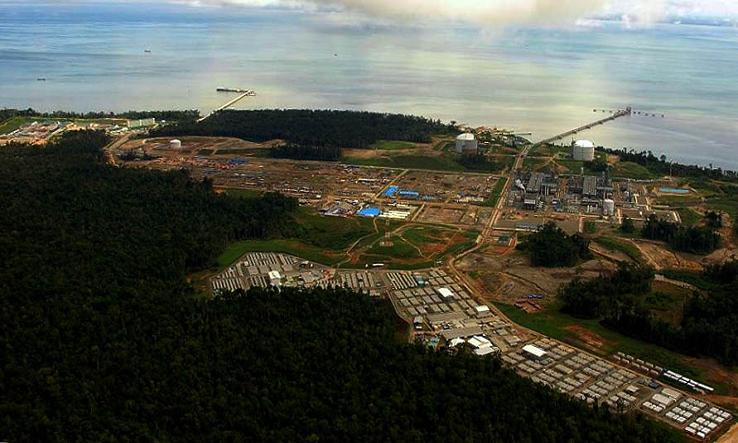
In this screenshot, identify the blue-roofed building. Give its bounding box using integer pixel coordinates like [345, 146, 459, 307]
[357, 207, 381, 217]
[384, 186, 399, 197]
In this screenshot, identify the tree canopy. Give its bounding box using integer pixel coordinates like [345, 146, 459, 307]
[641, 214, 720, 255]
[1, 131, 681, 442]
[517, 222, 592, 267]
[151, 109, 457, 148]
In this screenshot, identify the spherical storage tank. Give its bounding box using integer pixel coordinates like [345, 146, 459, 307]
[169, 139, 182, 150]
[572, 139, 595, 162]
[455, 133, 478, 154]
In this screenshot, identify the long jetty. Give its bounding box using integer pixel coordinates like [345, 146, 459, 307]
[198, 90, 256, 123]
[537, 107, 631, 145]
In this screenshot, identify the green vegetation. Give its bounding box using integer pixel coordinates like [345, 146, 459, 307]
[620, 217, 637, 234]
[344, 151, 513, 173]
[370, 139, 417, 150]
[221, 188, 264, 199]
[494, 301, 715, 392]
[559, 259, 738, 366]
[0, 116, 36, 134]
[343, 154, 459, 171]
[0, 108, 198, 130]
[356, 227, 477, 270]
[0, 129, 692, 442]
[584, 220, 598, 234]
[642, 214, 720, 255]
[216, 206, 376, 268]
[593, 237, 643, 261]
[367, 236, 421, 259]
[152, 109, 456, 149]
[611, 161, 658, 180]
[661, 269, 717, 291]
[675, 207, 702, 226]
[523, 157, 551, 171]
[517, 222, 592, 267]
[483, 178, 507, 207]
[603, 148, 738, 181]
[271, 143, 342, 161]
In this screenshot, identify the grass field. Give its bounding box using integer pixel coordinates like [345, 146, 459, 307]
[216, 207, 377, 269]
[522, 157, 551, 171]
[584, 221, 598, 234]
[355, 227, 477, 270]
[369, 140, 417, 150]
[593, 236, 643, 261]
[661, 269, 717, 291]
[0, 117, 34, 134]
[483, 178, 507, 207]
[611, 162, 658, 180]
[0, 116, 128, 135]
[366, 237, 421, 259]
[221, 188, 264, 199]
[217, 239, 346, 268]
[344, 152, 511, 173]
[494, 301, 729, 394]
[344, 154, 465, 172]
[675, 207, 702, 226]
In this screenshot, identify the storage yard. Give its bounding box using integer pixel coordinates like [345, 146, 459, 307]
[211, 251, 733, 441]
[116, 137, 504, 225]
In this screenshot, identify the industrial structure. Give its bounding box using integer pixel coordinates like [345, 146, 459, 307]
[572, 139, 596, 162]
[455, 133, 478, 154]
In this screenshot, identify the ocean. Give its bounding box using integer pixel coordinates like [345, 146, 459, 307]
[1, 2, 737, 169]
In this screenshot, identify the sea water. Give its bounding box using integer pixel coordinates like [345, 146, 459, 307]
[1, 2, 737, 169]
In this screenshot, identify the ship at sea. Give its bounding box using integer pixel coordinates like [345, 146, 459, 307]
[216, 87, 249, 93]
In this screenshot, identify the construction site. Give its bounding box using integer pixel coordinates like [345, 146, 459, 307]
[211, 251, 733, 442]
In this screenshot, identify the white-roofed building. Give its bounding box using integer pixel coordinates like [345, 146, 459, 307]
[522, 344, 547, 360]
[437, 287, 455, 299]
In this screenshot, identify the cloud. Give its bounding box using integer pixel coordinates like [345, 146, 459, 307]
[185, 0, 607, 25]
[177, 0, 737, 26]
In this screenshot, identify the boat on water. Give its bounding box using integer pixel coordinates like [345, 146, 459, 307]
[37, 78, 46, 81]
[216, 87, 249, 93]
[144, 49, 152, 53]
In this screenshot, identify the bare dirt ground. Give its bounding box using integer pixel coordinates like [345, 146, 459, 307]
[564, 325, 611, 353]
[633, 240, 703, 271]
[121, 136, 266, 155]
[716, 422, 738, 443]
[458, 246, 616, 306]
[342, 142, 439, 160]
[590, 242, 634, 263]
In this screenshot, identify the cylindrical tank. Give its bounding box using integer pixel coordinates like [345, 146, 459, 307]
[603, 199, 615, 216]
[170, 139, 182, 150]
[572, 140, 595, 162]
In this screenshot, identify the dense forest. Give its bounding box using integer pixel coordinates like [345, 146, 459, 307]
[641, 214, 721, 255]
[517, 222, 592, 267]
[270, 143, 342, 161]
[560, 261, 738, 365]
[601, 147, 738, 180]
[0, 107, 199, 122]
[0, 131, 683, 442]
[152, 109, 457, 148]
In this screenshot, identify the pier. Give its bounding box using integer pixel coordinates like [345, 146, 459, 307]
[537, 107, 631, 146]
[198, 90, 256, 123]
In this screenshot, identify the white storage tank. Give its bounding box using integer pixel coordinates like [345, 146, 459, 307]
[572, 139, 596, 162]
[603, 198, 616, 216]
[455, 133, 478, 154]
[169, 139, 182, 150]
